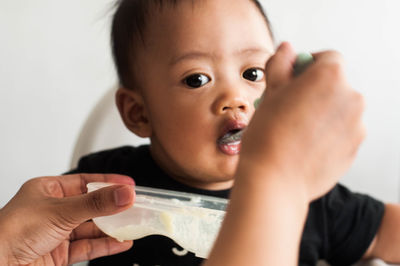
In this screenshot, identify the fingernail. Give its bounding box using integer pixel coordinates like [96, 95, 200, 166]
[114, 186, 132, 207]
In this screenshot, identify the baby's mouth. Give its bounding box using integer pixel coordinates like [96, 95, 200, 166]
[217, 125, 245, 156]
[217, 118, 247, 155]
[218, 129, 244, 144]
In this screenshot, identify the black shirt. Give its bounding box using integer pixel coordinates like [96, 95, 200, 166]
[68, 145, 385, 266]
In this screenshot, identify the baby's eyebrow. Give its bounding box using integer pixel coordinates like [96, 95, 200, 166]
[234, 47, 273, 57]
[169, 51, 212, 66]
[169, 47, 273, 66]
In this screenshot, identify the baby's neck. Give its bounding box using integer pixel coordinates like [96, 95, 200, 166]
[172, 176, 234, 191]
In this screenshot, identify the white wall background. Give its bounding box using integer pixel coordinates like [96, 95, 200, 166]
[0, 0, 399, 207]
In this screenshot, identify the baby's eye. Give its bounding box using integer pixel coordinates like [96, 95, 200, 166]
[183, 74, 211, 89]
[242, 68, 264, 82]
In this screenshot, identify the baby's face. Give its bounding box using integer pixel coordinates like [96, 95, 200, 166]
[134, 0, 274, 189]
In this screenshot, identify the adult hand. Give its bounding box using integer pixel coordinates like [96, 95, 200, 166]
[240, 42, 365, 200]
[0, 174, 135, 265]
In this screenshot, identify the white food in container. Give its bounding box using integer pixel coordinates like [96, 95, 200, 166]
[87, 182, 228, 258]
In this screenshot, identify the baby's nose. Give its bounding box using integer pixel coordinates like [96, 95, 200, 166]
[222, 99, 247, 111]
[213, 94, 249, 115]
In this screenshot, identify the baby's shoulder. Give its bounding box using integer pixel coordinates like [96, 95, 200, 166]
[74, 145, 150, 173]
[309, 183, 384, 221]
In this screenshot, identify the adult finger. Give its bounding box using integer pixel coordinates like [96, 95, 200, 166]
[70, 221, 106, 241]
[311, 50, 345, 66]
[61, 184, 135, 224]
[41, 174, 135, 198]
[68, 237, 133, 264]
[265, 42, 297, 90]
[309, 50, 346, 83]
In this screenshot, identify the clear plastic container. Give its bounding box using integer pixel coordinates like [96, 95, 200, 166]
[87, 182, 228, 258]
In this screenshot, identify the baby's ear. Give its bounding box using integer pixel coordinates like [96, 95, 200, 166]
[116, 88, 152, 138]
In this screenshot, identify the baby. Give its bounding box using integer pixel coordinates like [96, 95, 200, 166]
[68, 0, 400, 265]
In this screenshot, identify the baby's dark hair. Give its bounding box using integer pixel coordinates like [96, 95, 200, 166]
[111, 0, 274, 89]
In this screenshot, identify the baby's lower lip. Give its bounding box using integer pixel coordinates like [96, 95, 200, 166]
[218, 141, 241, 155]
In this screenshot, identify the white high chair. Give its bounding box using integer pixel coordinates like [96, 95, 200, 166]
[70, 86, 149, 169]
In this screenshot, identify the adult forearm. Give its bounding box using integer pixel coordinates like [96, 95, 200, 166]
[205, 166, 309, 266]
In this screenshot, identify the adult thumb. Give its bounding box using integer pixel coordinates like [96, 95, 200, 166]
[265, 42, 297, 90]
[61, 184, 135, 224]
